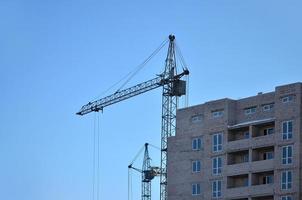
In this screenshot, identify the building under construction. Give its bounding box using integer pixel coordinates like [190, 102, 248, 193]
[167, 82, 302, 200]
[77, 35, 301, 200]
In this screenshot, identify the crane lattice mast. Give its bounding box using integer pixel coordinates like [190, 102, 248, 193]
[142, 143, 152, 200]
[160, 34, 177, 200]
[77, 35, 189, 200]
[128, 143, 160, 200]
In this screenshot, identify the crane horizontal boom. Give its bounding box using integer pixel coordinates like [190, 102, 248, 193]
[76, 69, 189, 115]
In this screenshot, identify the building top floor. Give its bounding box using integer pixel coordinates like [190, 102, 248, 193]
[176, 82, 302, 135]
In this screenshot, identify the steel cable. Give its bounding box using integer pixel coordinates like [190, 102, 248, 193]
[92, 113, 97, 200]
[116, 38, 168, 92]
[92, 38, 169, 101]
[96, 113, 100, 200]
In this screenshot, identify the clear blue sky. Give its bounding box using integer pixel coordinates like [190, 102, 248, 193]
[1, 0, 302, 200]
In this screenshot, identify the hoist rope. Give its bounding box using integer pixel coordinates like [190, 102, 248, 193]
[186, 75, 189, 107]
[149, 143, 161, 151]
[92, 113, 101, 200]
[175, 42, 187, 69]
[97, 113, 100, 200]
[92, 113, 96, 200]
[116, 38, 168, 93]
[129, 145, 145, 166]
[128, 168, 133, 200]
[92, 38, 169, 101]
[175, 41, 189, 108]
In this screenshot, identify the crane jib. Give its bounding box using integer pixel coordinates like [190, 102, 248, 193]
[76, 69, 189, 116]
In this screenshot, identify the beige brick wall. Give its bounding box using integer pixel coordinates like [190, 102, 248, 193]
[167, 82, 302, 200]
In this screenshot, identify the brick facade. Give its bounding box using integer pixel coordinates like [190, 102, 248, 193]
[167, 82, 302, 200]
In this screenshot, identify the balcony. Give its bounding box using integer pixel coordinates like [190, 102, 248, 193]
[225, 186, 249, 199]
[227, 174, 249, 189]
[228, 150, 249, 165]
[251, 121, 275, 138]
[250, 134, 275, 148]
[228, 126, 250, 142]
[250, 159, 274, 172]
[251, 170, 274, 186]
[227, 120, 276, 151]
[225, 179, 274, 199]
[226, 139, 250, 151]
[225, 174, 250, 199]
[250, 183, 274, 197]
[252, 146, 274, 161]
[225, 162, 249, 175]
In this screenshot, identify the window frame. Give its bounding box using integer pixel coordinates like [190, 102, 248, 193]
[192, 160, 201, 173]
[281, 195, 292, 200]
[243, 153, 249, 162]
[264, 127, 274, 135]
[282, 145, 293, 165]
[212, 180, 222, 198]
[212, 133, 223, 152]
[212, 110, 224, 118]
[192, 137, 202, 151]
[244, 131, 250, 139]
[282, 120, 293, 140]
[263, 175, 273, 184]
[262, 103, 274, 111]
[192, 183, 201, 195]
[281, 170, 292, 190]
[212, 156, 222, 175]
[282, 95, 294, 103]
[243, 178, 249, 186]
[191, 114, 202, 123]
[244, 106, 257, 115]
[264, 151, 274, 160]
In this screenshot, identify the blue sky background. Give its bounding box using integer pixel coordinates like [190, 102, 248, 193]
[1, 0, 302, 200]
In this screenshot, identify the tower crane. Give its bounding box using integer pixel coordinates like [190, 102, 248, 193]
[76, 35, 189, 200]
[128, 143, 161, 200]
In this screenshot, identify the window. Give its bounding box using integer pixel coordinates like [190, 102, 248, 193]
[281, 171, 292, 190]
[212, 157, 222, 175]
[282, 145, 293, 165]
[191, 114, 202, 123]
[244, 107, 256, 115]
[263, 175, 273, 184]
[264, 127, 274, 135]
[281, 196, 292, 200]
[212, 110, 224, 118]
[212, 180, 222, 198]
[192, 183, 201, 195]
[244, 178, 249, 186]
[264, 151, 274, 160]
[244, 131, 250, 139]
[213, 133, 223, 152]
[282, 95, 294, 103]
[282, 121, 293, 140]
[262, 103, 274, 111]
[192, 160, 201, 173]
[192, 138, 202, 151]
[243, 154, 249, 162]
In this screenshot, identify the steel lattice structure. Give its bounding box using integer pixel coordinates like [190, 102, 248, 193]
[142, 143, 152, 200]
[128, 143, 161, 200]
[159, 35, 177, 200]
[77, 35, 189, 200]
